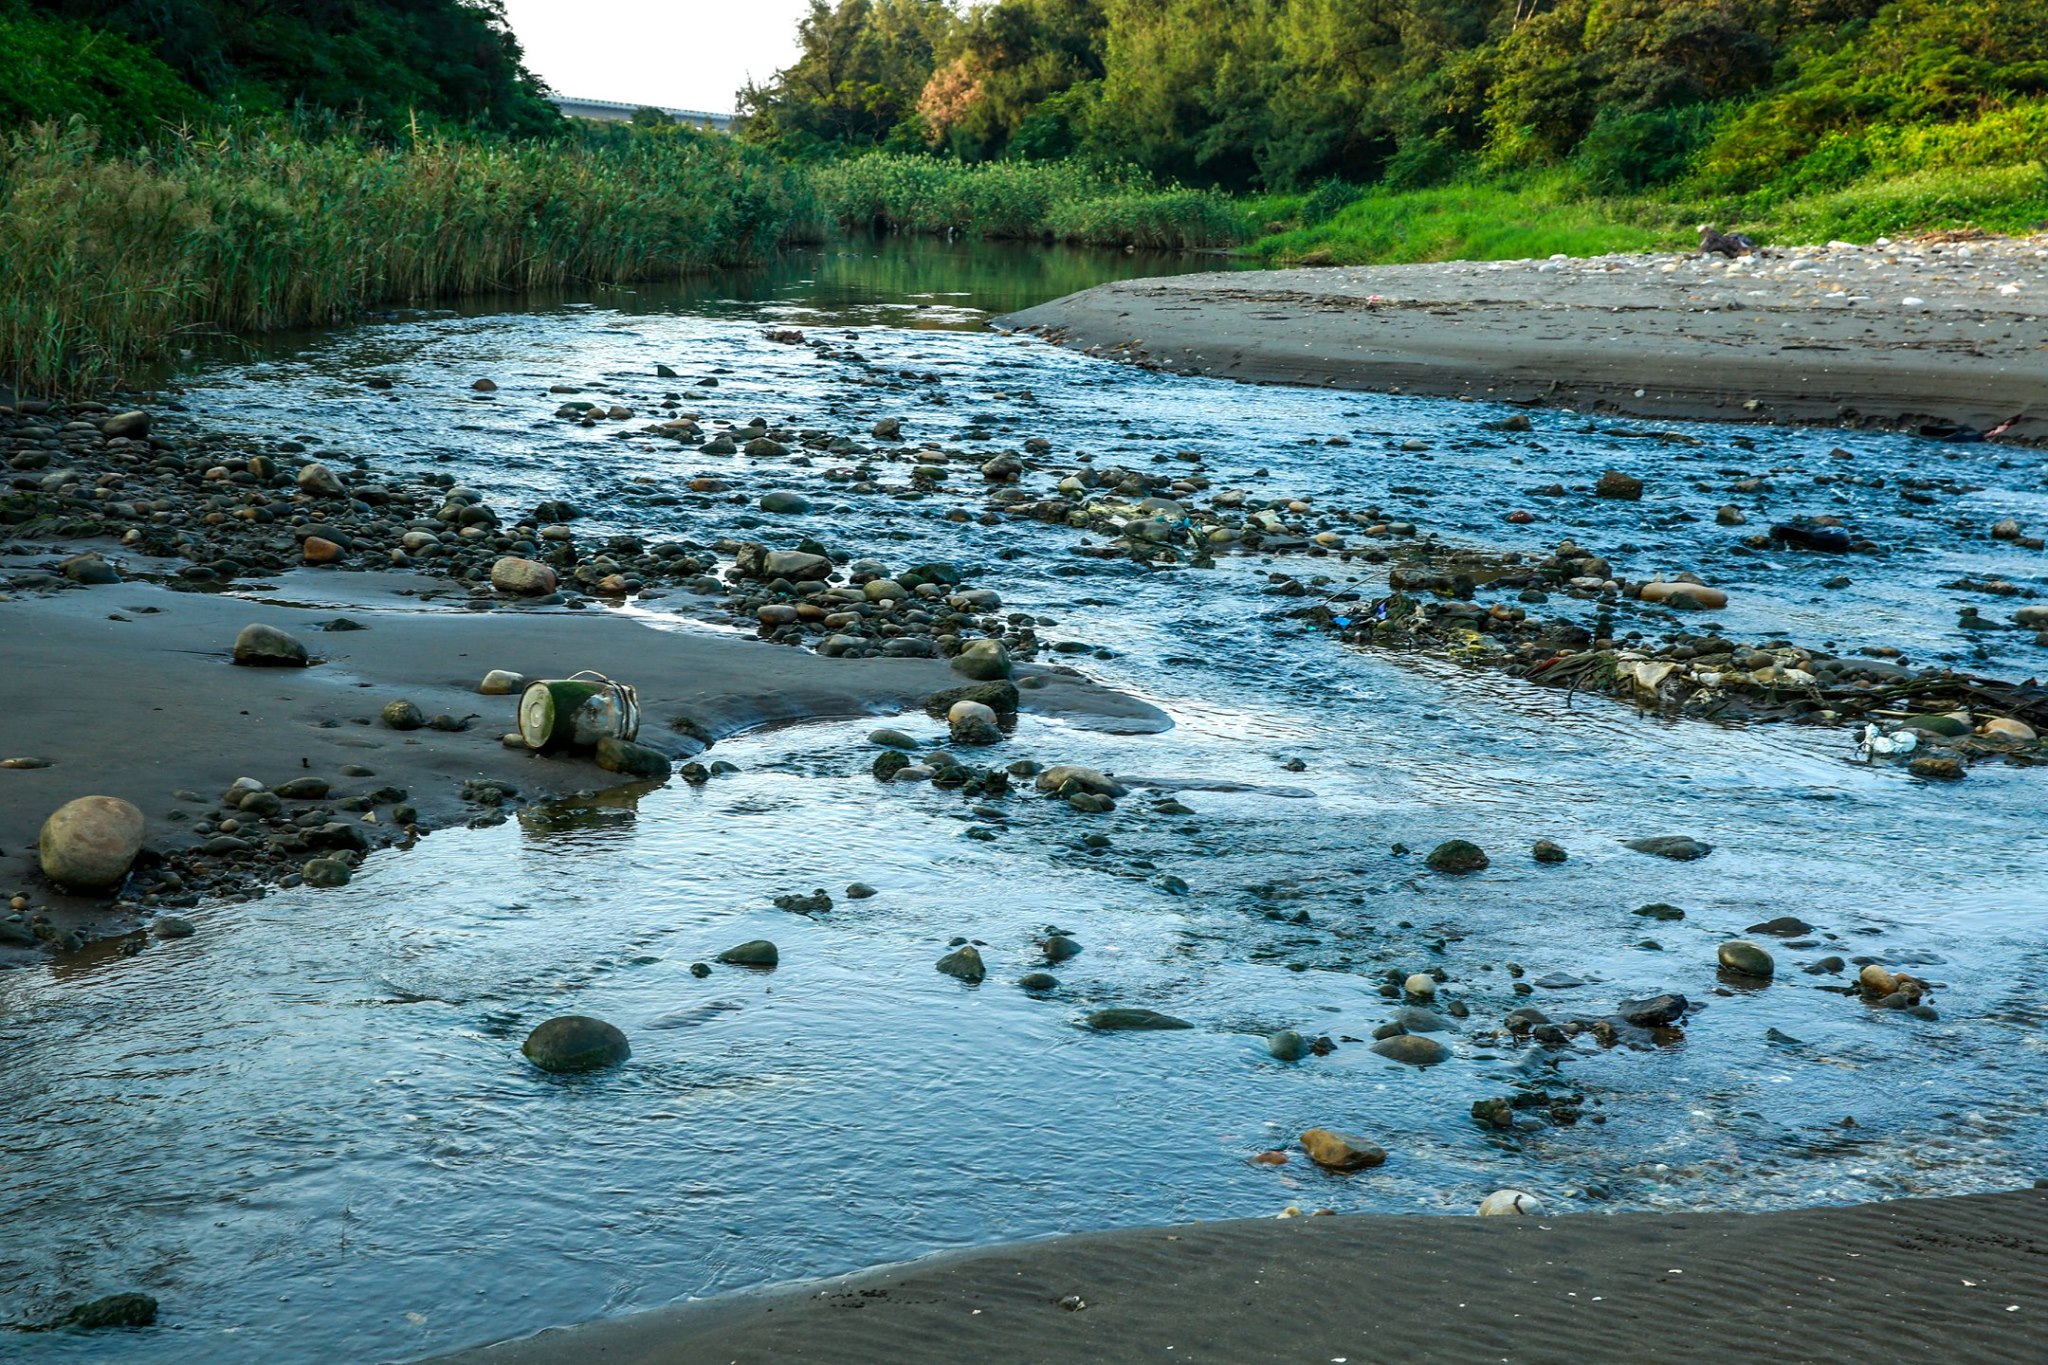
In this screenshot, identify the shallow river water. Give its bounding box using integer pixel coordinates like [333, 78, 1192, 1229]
[5, 239, 2046, 1362]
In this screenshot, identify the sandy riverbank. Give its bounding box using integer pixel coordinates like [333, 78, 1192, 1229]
[0, 569, 1166, 954]
[1000, 235, 2048, 442]
[435, 1187, 2048, 1364]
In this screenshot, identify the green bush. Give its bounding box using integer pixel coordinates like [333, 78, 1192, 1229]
[0, 6, 209, 145]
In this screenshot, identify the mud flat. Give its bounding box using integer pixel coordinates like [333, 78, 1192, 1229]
[1000, 235, 2048, 442]
[438, 1187, 2048, 1364]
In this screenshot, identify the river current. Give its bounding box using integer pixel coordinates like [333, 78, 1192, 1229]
[4, 239, 2045, 1362]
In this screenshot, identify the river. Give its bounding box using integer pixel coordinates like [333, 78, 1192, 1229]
[4, 237, 2045, 1362]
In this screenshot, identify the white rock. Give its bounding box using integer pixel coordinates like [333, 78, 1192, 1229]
[1403, 973, 1436, 999]
[1478, 1190, 1544, 1217]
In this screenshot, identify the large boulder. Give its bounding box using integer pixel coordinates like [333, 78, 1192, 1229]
[522, 1015, 631, 1073]
[491, 557, 558, 596]
[232, 623, 309, 667]
[39, 796, 144, 890]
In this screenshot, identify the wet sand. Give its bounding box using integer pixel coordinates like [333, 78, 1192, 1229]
[1000, 236, 2048, 441]
[0, 570, 1166, 948]
[436, 1187, 2048, 1364]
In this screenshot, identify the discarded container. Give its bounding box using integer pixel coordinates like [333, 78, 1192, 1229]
[518, 672, 640, 753]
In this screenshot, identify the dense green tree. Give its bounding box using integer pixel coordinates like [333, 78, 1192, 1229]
[22, 0, 561, 136]
[737, 0, 2047, 196]
[740, 0, 957, 154]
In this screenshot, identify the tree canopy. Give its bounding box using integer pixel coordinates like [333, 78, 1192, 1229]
[740, 0, 2048, 196]
[2, 0, 560, 140]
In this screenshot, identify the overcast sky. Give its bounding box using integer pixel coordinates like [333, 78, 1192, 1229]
[500, 0, 812, 114]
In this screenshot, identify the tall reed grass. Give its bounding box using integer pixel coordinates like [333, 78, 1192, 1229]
[0, 121, 813, 397]
[808, 153, 1248, 249]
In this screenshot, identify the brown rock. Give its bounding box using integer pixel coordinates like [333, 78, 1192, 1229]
[1299, 1128, 1386, 1172]
[302, 536, 343, 564]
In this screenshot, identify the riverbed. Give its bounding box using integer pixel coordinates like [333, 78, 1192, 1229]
[4, 237, 2045, 1362]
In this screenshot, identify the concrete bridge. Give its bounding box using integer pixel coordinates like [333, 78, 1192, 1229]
[552, 97, 736, 132]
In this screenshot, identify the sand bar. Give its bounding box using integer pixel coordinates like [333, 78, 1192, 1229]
[1001, 237, 2048, 441]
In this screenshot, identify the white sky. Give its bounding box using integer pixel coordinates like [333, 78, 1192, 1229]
[499, 0, 812, 114]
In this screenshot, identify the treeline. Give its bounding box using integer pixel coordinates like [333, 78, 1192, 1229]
[741, 0, 2048, 199]
[0, 0, 561, 141]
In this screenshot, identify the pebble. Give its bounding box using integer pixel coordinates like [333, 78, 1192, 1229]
[1425, 839, 1488, 873]
[1595, 470, 1644, 500]
[1531, 839, 1567, 863]
[1403, 972, 1437, 999]
[478, 669, 525, 695]
[380, 700, 425, 730]
[1718, 939, 1775, 979]
[231, 622, 309, 667]
[1624, 835, 1713, 861]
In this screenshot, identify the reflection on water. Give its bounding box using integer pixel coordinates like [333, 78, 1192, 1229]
[5, 241, 2046, 1363]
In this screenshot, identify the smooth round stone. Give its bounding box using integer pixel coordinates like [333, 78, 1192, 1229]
[1478, 1189, 1544, 1217]
[1018, 972, 1059, 992]
[1531, 839, 1568, 863]
[717, 939, 779, 967]
[1298, 1128, 1386, 1171]
[760, 491, 812, 515]
[232, 622, 308, 667]
[478, 669, 525, 695]
[868, 729, 920, 751]
[150, 915, 196, 940]
[845, 882, 877, 898]
[521, 1015, 631, 1073]
[1403, 972, 1437, 999]
[1267, 1029, 1309, 1061]
[38, 796, 144, 890]
[1085, 1007, 1191, 1031]
[1370, 1034, 1450, 1066]
[1718, 939, 1775, 979]
[490, 556, 557, 596]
